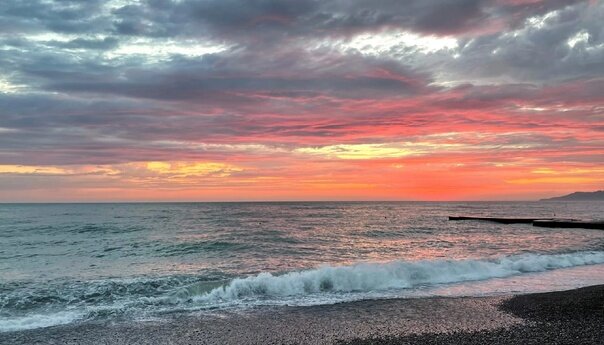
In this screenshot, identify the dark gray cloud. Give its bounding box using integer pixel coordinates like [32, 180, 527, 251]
[41, 51, 433, 101]
[0, 0, 109, 34]
[109, 0, 589, 40]
[444, 2, 604, 82]
[1, 40, 433, 102]
[0, 0, 592, 44]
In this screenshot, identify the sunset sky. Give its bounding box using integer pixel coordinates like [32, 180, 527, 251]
[1, 0, 603, 202]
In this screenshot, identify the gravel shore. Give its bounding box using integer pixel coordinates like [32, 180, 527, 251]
[1, 285, 601, 345]
[340, 285, 604, 345]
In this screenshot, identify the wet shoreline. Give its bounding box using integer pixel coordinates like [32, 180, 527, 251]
[2, 285, 601, 344]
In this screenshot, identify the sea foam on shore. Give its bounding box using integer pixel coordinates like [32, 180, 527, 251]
[2, 285, 602, 345]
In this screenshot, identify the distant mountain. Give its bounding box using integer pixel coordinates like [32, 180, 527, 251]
[541, 190, 604, 201]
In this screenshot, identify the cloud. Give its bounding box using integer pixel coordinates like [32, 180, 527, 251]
[107, 0, 589, 40]
[442, 2, 604, 82]
[1, 0, 603, 200]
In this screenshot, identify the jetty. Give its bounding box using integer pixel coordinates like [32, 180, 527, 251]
[532, 219, 604, 230]
[448, 216, 537, 224]
[449, 216, 604, 230]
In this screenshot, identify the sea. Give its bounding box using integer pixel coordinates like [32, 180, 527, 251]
[1, 201, 604, 332]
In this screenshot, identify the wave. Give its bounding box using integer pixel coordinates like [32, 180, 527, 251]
[157, 240, 250, 257]
[199, 251, 604, 301]
[0, 311, 85, 333]
[0, 274, 229, 312]
[2, 251, 604, 332]
[0, 275, 226, 332]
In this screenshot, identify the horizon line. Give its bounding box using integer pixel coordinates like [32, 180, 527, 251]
[1, 199, 570, 204]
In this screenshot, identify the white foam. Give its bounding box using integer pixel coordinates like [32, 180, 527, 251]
[199, 251, 604, 302]
[0, 311, 84, 333]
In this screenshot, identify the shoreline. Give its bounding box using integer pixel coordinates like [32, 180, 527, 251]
[1, 285, 602, 345]
[342, 284, 604, 345]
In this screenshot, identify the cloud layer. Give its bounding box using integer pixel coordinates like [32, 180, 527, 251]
[1, 0, 603, 201]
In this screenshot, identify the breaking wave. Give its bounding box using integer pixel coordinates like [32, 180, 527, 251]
[199, 251, 604, 301]
[2, 251, 604, 332]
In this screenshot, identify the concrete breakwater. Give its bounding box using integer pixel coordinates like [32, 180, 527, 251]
[449, 216, 604, 230]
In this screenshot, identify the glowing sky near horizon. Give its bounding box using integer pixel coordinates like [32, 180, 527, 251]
[0, 0, 603, 201]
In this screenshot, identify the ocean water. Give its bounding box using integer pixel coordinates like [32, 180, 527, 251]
[1, 202, 604, 332]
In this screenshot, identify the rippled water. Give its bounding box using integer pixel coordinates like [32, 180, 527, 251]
[1, 202, 604, 331]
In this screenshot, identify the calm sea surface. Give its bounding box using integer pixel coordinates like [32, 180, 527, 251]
[1, 202, 604, 331]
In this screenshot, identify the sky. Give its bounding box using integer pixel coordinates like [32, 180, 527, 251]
[0, 0, 603, 202]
